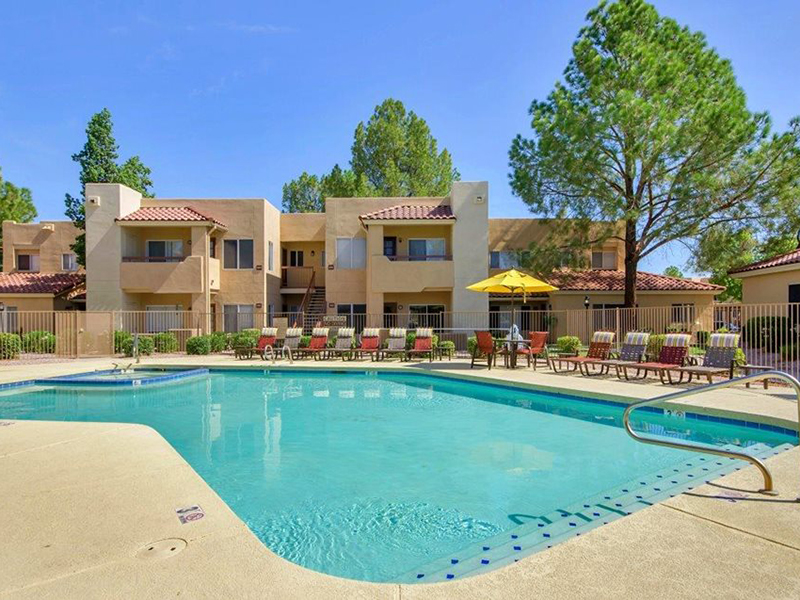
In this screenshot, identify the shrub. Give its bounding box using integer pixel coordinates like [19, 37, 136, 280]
[440, 340, 455, 351]
[186, 335, 212, 355]
[556, 336, 582, 355]
[299, 335, 311, 348]
[0, 333, 22, 359]
[467, 336, 477, 355]
[647, 334, 666, 359]
[114, 330, 133, 354]
[405, 332, 439, 350]
[231, 330, 259, 348]
[742, 316, 792, 350]
[695, 331, 710, 348]
[665, 323, 685, 333]
[22, 330, 56, 353]
[153, 332, 179, 353]
[121, 335, 154, 357]
[734, 347, 747, 367]
[209, 331, 229, 353]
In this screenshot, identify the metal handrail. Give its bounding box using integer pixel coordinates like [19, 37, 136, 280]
[623, 370, 800, 494]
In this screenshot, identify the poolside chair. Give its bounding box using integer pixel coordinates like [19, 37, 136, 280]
[300, 327, 330, 360]
[514, 331, 549, 369]
[281, 327, 303, 361]
[470, 331, 497, 369]
[550, 331, 615, 375]
[677, 333, 740, 384]
[355, 328, 381, 361]
[329, 327, 356, 361]
[621, 333, 691, 384]
[406, 328, 435, 362]
[595, 331, 650, 380]
[380, 328, 407, 361]
[256, 327, 278, 361]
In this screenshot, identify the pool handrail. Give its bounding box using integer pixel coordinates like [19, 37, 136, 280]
[622, 370, 800, 494]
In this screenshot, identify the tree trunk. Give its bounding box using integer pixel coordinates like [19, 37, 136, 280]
[623, 219, 638, 308]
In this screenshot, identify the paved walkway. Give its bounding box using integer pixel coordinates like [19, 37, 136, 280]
[1, 356, 799, 598]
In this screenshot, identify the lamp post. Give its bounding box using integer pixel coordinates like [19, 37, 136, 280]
[0, 301, 5, 333]
[583, 296, 590, 344]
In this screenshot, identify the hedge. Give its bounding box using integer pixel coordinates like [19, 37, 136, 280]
[22, 330, 56, 353]
[186, 335, 212, 355]
[556, 336, 582, 354]
[114, 330, 133, 354]
[209, 331, 229, 353]
[231, 330, 258, 348]
[0, 333, 22, 359]
[120, 336, 154, 357]
[153, 332, 179, 353]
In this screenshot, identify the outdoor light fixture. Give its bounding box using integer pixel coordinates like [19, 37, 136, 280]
[584, 296, 590, 309]
[0, 302, 5, 311]
[311, 250, 315, 256]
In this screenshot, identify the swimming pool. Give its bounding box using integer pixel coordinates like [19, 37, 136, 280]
[0, 369, 794, 582]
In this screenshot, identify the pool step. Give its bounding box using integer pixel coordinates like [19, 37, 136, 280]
[399, 443, 793, 583]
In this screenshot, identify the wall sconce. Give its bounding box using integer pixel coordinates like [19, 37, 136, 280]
[328, 302, 335, 308]
[398, 304, 404, 310]
[256, 303, 263, 309]
[311, 250, 315, 256]
[583, 295, 590, 309]
[398, 238, 403, 243]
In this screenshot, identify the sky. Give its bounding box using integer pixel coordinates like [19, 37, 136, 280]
[1, 0, 798, 274]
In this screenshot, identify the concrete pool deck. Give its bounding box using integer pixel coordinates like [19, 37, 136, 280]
[1, 356, 799, 598]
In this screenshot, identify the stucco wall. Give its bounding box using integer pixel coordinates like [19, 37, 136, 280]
[0, 295, 56, 311]
[451, 182, 489, 314]
[2, 221, 80, 273]
[738, 268, 800, 304]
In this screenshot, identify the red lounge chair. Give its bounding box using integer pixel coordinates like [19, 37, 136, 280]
[551, 332, 615, 375]
[356, 328, 381, 361]
[406, 328, 435, 362]
[471, 331, 497, 369]
[256, 328, 278, 360]
[514, 331, 549, 369]
[300, 327, 330, 360]
[621, 333, 691, 384]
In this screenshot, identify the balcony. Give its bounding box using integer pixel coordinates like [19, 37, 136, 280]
[370, 255, 454, 293]
[120, 256, 205, 294]
[281, 266, 315, 293]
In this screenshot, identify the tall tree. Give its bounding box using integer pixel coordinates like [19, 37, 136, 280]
[509, 0, 800, 306]
[282, 98, 459, 212]
[65, 108, 153, 265]
[663, 266, 684, 278]
[0, 167, 37, 268]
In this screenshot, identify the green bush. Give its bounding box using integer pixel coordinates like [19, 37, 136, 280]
[186, 335, 212, 355]
[742, 316, 792, 350]
[299, 335, 311, 348]
[231, 330, 259, 348]
[440, 340, 455, 351]
[114, 330, 133, 354]
[467, 336, 477, 355]
[209, 331, 229, 353]
[665, 323, 685, 333]
[121, 335, 154, 357]
[695, 331, 710, 348]
[0, 333, 22, 359]
[22, 330, 56, 353]
[647, 334, 666, 359]
[405, 332, 439, 350]
[734, 347, 747, 367]
[153, 332, 178, 353]
[556, 336, 582, 355]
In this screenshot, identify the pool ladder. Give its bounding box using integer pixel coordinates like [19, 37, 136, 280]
[623, 370, 800, 495]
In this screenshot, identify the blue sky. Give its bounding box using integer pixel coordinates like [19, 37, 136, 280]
[1, 0, 798, 274]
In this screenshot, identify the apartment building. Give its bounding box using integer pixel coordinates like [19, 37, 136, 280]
[728, 245, 800, 304]
[0, 220, 84, 312]
[1, 180, 721, 332]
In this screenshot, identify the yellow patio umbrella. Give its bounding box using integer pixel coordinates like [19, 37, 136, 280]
[466, 268, 558, 306]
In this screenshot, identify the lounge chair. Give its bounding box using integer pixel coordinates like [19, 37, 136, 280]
[355, 328, 381, 361]
[300, 327, 330, 360]
[550, 331, 615, 374]
[621, 333, 691, 384]
[595, 331, 650, 380]
[256, 327, 278, 361]
[281, 327, 303, 361]
[380, 328, 407, 361]
[329, 327, 356, 361]
[406, 328, 435, 362]
[677, 333, 739, 384]
[514, 331, 549, 369]
[471, 330, 497, 369]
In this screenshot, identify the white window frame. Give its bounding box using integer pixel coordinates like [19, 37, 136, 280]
[335, 237, 366, 269]
[223, 239, 255, 270]
[591, 250, 617, 270]
[408, 238, 447, 261]
[16, 253, 40, 272]
[61, 253, 78, 272]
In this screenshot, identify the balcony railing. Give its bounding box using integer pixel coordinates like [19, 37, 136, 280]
[385, 254, 452, 262]
[281, 266, 315, 288]
[122, 256, 187, 263]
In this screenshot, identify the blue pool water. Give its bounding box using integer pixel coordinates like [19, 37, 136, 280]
[0, 370, 794, 582]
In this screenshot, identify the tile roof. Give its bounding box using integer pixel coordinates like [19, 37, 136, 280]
[117, 206, 226, 227]
[546, 269, 724, 292]
[728, 248, 800, 274]
[0, 272, 86, 295]
[359, 205, 455, 221]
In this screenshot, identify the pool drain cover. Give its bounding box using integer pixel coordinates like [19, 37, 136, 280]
[136, 538, 187, 560]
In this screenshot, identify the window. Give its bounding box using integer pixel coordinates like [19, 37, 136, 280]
[223, 304, 255, 332]
[0, 306, 18, 333]
[224, 239, 254, 269]
[592, 303, 625, 331]
[210, 238, 217, 259]
[289, 250, 304, 267]
[337, 304, 367, 330]
[671, 304, 695, 327]
[591, 251, 617, 270]
[61, 253, 78, 271]
[383, 237, 397, 257]
[409, 238, 446, 261]
[790, 284, 800, 303]
[268, 241, 274, 271]
[336, 237, 366, 269]
[409, 304, 445, 328]
[489, 251, 520, 269]
[147, 240, 183, 261]
[16, 254, 39, 272]
[145, 305, 184, 333]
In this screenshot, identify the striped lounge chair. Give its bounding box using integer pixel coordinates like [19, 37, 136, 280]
[622, 333, 691, 384]
[300, 327, 330, 360]
[678, 333, 740, 384]
[356, 328, 381, 361]
[256, 327, 278, 361]
[280, 327, 303, 361]
[596, 332, 650, 380]
[380, 328, 407, 361]
[551, 331, 615, 375]
[406, 328, 435, 362]
[329, 327, 356, 361]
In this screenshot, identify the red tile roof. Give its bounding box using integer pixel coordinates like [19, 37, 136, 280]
[728, 248, 800, 274]
[359, 205, 455, 221]
[0, 272, 85, 295]
[546, 269, 724, 292]
[117, 206, 226, 227]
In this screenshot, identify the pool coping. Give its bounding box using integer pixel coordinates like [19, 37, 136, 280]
[1, 358, 799, 598]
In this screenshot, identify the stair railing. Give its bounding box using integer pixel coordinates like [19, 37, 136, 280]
[623, 370, 800, 495]
[298, 270, 316, 329]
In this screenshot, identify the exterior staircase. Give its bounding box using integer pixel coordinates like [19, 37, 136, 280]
[303, 287, 327, 330]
